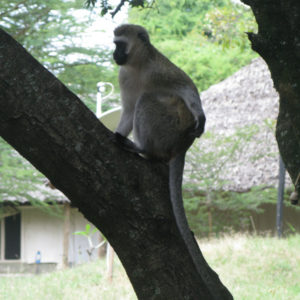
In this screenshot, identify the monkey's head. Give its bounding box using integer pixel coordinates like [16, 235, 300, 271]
[113, 24, 150, 66]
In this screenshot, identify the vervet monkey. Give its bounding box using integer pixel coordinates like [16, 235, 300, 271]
[113, 24, 206, 276]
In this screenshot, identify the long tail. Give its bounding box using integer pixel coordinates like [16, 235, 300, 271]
[169, 154, 233, 300]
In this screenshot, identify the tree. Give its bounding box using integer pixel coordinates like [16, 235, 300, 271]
[240, 0, 300, 204]
[0, 0, 117, 109]
[0, 29, 232, 299]
[87, 0, 155, 17]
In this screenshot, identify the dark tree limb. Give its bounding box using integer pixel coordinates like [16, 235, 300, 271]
[0, 29, 232, 299]
[242, 0, 300, 203]
[111, 0, 126, 18]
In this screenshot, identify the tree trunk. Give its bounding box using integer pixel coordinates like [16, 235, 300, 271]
[0, 29, 232, 299]
[242, 0, 300, 203]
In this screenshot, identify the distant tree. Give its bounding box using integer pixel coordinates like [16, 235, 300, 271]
[0, 139, 43, 202]
[86, 0, 154, 17]
[0, 0, 117, 109]
[129, 0, 257, 91]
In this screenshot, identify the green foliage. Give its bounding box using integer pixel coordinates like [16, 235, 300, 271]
[74, 223, 101, 238]
[202, 3, 257, 49]
[159, 37, 255, 92]
[0, 0, 118, 109]
[184, 187, 281, 237]
[130, 0, 257, 91]
[74, 224, 106, 257]
[130, 0, 227, 39]
[0, 137, 65, 217]
[0, 138, 42, 201]
[85, 0, 153, 17]
[1, 0, 86, 60]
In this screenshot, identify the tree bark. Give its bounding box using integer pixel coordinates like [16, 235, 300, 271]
[242, 0, 300, 203]
[0, 29, 232, 299]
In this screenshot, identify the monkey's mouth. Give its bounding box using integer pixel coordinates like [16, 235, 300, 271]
[113, 53, 128, 65]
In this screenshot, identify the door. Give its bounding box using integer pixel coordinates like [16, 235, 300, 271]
[4, 213, 21, 260]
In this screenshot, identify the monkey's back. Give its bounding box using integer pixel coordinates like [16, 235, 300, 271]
[133, 92, 195, 162]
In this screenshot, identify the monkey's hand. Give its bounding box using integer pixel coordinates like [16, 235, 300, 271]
[114, 132, 141, 154]
[191, 113, 206, 138]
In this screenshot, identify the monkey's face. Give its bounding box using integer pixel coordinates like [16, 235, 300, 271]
[113, 41, 128, 65]
[113, 24, 151, 66]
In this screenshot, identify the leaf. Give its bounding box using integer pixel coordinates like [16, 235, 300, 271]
[73, 231, 88, 236]
[85, 223, 91, 234]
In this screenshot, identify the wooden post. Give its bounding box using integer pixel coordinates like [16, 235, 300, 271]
[207, 191, 213, 239]
[62, 203, 70, 268]
[106, 243, 115, 282]
[208, 208, 212, 239]
[98, 233, 106, 258]
[276, 156, 285, 238]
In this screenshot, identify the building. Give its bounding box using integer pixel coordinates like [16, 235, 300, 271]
[0, 195, 102, 274]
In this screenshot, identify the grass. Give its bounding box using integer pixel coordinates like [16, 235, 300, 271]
[0, 259, 135, 300]
[1, 234, 299, 300]
[201, 234, 300, 300]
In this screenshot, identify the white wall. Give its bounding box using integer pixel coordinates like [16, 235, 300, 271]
[20, 206, 102, 266]
[21, 207, 64, 264]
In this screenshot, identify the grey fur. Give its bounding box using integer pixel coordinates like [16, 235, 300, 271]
[113, 24, 210, 285]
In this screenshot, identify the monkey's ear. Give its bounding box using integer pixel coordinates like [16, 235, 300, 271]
[138, 32, 149, 43]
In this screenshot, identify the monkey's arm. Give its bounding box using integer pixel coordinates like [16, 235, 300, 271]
[152, 70, 205, 138]
[114, 112, 140, 153]
[115, 104, 144, 152]
[115, 109, 134, 137]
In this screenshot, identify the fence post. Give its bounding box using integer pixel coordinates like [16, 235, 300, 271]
[276, 156, 285, 238]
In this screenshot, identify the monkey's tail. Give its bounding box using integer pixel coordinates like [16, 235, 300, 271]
[169, 153, 202, 269]
[169, 154, 233, 300]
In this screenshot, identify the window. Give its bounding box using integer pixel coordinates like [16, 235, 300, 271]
[3, 213, 21, 260]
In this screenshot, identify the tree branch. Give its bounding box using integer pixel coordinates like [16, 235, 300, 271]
[111, 0, 126, 18]
[0, 28, 232, 299]
[0, 0, 27, 18]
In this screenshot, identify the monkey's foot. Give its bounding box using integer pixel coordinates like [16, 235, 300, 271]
[114, 132, 141, 154]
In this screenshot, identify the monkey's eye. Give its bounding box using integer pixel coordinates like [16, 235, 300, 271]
[114, 41, 127, 52]
[138, 32, 148, 43]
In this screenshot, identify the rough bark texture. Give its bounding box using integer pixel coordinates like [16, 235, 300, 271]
[242, 0, 300, 202]
[0, 29, 232, 299]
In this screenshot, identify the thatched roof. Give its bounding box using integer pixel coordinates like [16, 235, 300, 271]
[2, 184, 68, 205]
[193, 57, 290, 191]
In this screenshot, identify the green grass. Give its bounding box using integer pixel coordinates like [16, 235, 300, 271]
[1, 235, 300, 300]
[201, 234, 300, 300]
[0, 259, 135, 300]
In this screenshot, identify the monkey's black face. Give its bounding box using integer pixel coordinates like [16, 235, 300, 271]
[113, 41, 128, 65]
